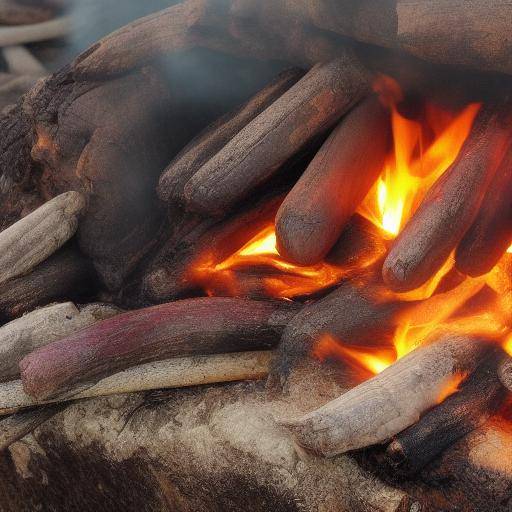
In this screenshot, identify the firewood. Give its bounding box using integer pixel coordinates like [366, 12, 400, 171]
[383, 104, 512, 292]
[182, 57, 370, 216]
[0, 302, 121, 382]
[0, 191, 85, 287]
[142, 193, 284, 302]
[455, 148, 512, 277]
[0, 247, 96, 321]
[0, 0, 60, 26]
[2, 45, 46, 75]
[0, 351, 272, 415]
[20, 298, 299, 400]
[270, 275, 405, 389]
[276, 95, 390, 265]
[385, 349, 508, 475]
[158, 68, 305, 204]
[281, 333, 492, 457]
[0, 15, 71, 46]
[0, 404, 64, 451]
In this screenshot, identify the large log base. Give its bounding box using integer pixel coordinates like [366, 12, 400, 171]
[0, 381, 509, 512]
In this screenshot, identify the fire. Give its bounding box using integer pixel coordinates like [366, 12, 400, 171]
[358, 100, 481, 237]
[436, 373, 467, 404]
[505, 334, 512, 357]
[190, 225, 347, 299]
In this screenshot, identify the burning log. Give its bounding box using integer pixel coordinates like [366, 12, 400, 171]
[385, 349, 508, 475]
[0, 302, 121, 382]
[456, 148, 512, 277]
[0, 247, 96, 321]
[0, 351, 272, 415]
[498, 357, 512, 392]
[0, 191, 85, 287]
[0, 404, 64, 451]
[281, 333, 492, 457]
[19, 297, 298, 400]
[143, 193, 284, 302]
[182, 57, 370, 216]
[383, 104, 512, 292]
[275, 95, 390, 265]
[157, 68, 305, 204]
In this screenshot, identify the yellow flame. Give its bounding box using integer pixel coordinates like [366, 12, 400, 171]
[505, 334, 512, 357]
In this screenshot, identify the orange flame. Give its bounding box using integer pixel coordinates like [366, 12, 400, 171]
[504, 334, 512, 357]
[190, 225, 347, 299]
[436, 373, 467, 404]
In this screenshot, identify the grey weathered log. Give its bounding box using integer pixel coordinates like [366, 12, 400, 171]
[2, 45, 46, 75]
[0, 404, 64, 451]
[0, 0, 60, 25]
[386, 349, 508, 475]
[383, 104, 512, 292]
[0, 15, 71, 46]
[20, 298, 299, 400]
[276, 95, 389, 264]
[0, 247, 97, 321]
[456, 148, 512, 277]
[158, 67, 305, 204]
[498, 357, 512, 393]
[0, 351, 273, 415]
[0, 191, 85, 287]
[0, 302, 121, 382]
[182, 56, 370, 216]
[281, 334, 491, 457]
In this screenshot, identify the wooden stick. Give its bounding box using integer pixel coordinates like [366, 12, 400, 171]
[0, 351, 272, 415]
[275, 95, 390, 265]
[0, 15, 71, 46]
[0, 404, 64, 451]
[386, 349, 508, 475]
[20, 298, 299, 400]
[455, 148, 512, 277]
[383, 104, 512, 292]
[0, 191, 85, 287]
[281, 333, 491, 457]
[157, 68, 305, 204]
[182, 57, 370, 216]
[0, 247, 97, 321]
[0, 302, 121, 382]
[2, 45, 46, 75]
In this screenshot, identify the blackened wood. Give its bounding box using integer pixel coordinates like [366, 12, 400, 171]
[0, 404, 64, 451]
[20, 297, 299, 400]
[276, 96, 389, 265]
[0, 248, 96, 321]
[498, 357, 512, 392]
[386, 349, 507, 475]
[456, 149, 512, 277]
[383, 104, 512, 292]
[182, 57, 370, 216]
[158, 68, 305, 204]
[281, 334, 491, 457]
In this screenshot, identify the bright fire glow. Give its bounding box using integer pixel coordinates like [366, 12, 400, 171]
[505, 334, 512, 357]
[436, 373, 467, 404]
[358, 101, 481, 237]
[189, 225, 348, 299]
[507, 244, 512, 254]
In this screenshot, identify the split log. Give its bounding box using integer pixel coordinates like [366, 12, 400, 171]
[0, 302, 121, 382]
[157, 67, 305, 204]
[281, 333, 492, 457]
[0, 404, 64, 451]
[0, 351, 272, 415]
[386, 349, 508, 475]
[275, 95, 390, 265]
[20, 297, 299, 400]
[383, 104, 512, 292]
[0, 191, 85, 287]
[456, 148, 512, 276]
[182, 57, 370, 216]
[0, 247, 97, 321]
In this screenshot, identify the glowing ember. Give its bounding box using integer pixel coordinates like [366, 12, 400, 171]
[190, 225, 347, 299]
[508, 244, 512, 254]
[436, 373, 467, 404]
[505, 334, 512, 357]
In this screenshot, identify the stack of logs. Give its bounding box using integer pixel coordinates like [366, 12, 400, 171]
[0, 0, 511, 499]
